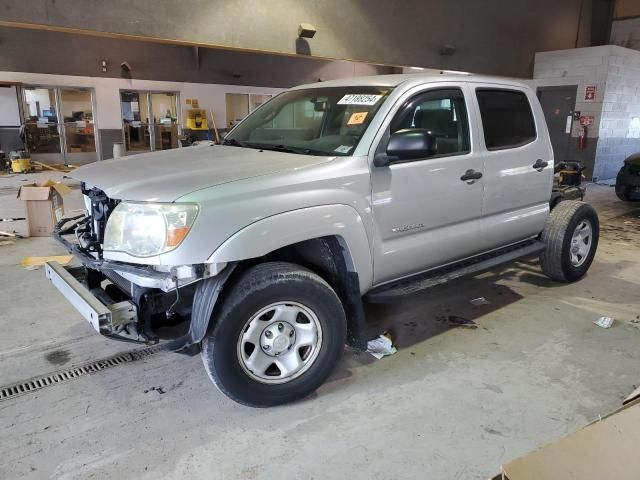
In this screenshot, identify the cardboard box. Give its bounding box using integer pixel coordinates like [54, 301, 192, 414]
[17, 180, 71, 237]
[493, 390, 640, 480]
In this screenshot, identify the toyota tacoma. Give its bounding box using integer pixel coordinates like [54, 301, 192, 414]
[46, 74, 600, 407]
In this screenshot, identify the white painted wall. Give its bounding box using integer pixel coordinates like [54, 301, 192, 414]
[0, 86, 21, 126]
[0, 71, 283, 130]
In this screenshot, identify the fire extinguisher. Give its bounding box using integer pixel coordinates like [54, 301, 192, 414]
[578, 126, 587, 150]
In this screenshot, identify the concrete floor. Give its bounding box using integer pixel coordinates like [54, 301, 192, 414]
[0, 172, 639, 480]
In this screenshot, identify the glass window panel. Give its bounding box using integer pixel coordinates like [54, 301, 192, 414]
[60, 88, 96, 153]
[22, 87, 61, 154]
[390, 89, 470, 157]
[151, 92, 179, 150]
[23, 88, 57, 123]
[476, 89, 536, 150]
[121, 91, 151, 152]
[226, 93, 250, 128]
[249, 94, 272, 112]
[150, 93, 178, 124]
[63, 122, 96, 153]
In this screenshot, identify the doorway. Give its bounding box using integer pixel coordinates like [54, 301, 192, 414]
[21, 86, 99, 164]
[225, 93, 272, 128]
[536, 86, 577, 163]
[120, 90, 180, 153]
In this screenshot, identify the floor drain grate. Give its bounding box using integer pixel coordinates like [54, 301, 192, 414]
[0, 345, 162, 402]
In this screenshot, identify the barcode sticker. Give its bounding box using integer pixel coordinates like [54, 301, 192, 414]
[337, 94, 382, 106]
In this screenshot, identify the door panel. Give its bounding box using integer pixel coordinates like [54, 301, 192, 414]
[474, 86, 553, 250]
[537, 86, 577, 163]
[371, 87, 485, 284]
[372, 155, 484, 283]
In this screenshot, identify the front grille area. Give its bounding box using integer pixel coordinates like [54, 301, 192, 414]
[80, 184, 120, 258]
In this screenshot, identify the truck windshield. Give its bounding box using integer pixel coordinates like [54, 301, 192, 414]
[223, 86, 393, 156]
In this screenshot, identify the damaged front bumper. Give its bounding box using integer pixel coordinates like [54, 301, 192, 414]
[47, 215, 234, 352]
[45, 261, 143, 341]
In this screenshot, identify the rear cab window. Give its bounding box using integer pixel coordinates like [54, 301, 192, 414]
[475, 89, 536, 150]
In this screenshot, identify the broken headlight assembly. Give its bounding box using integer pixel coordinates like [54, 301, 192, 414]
[103, 202, 198, 257]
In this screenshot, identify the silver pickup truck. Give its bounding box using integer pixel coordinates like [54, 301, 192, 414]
[46, 74, 599, 407]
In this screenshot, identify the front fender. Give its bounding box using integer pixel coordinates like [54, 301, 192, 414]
[207, 204, 373, 292]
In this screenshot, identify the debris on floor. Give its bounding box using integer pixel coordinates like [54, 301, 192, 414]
[0, 217, 26, 222]
[436, 315, 478, 329]
[594, 316, 615, 329]
[470, 296, 490, 306]
[144, 386, 166, 395]
[0, 230, 23, 238]
[0, 240, 15, 246]
[367, 332, 397, 359]
[21, 255, 73, 268]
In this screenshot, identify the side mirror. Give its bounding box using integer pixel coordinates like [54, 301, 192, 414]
[387, 129, 436, 161]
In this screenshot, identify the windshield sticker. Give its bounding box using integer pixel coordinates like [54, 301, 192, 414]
[347, 111, 369, 125]
[337, 94, 382, 106]
[334, 145, 352, 154]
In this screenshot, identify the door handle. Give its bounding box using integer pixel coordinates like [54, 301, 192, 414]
[460, 169, 483, 182]
[532, 159, 549, 171]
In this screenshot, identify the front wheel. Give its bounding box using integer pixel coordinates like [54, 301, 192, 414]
[540, 201, 599, 282]
[201, 262, 347, 407]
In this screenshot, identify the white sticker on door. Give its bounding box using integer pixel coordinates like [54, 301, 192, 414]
[337, 94, 382, 106]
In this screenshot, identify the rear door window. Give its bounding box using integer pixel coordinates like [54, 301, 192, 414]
[476, 89, 536, 150]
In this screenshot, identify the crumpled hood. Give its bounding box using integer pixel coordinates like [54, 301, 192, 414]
[71, 145, 334, 202]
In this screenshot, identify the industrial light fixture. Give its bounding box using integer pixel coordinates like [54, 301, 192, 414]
[120, 61, 132, 73]
[298, 23, 317, 39]
[440, 69, 471, 75]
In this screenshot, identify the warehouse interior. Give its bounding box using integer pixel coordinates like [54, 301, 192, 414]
[0, 1, 639, 479]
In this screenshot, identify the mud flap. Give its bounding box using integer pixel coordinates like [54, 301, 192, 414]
[166, 264, 236, 354]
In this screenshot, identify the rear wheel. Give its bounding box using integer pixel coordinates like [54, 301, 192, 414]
[540, 201, 599, 282]
[201, 262, 346, 407]
[615, 183, 633, 202]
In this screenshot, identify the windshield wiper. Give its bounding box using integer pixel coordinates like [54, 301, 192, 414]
[221, 138, 248, 148]
[248, 143, 327, 156]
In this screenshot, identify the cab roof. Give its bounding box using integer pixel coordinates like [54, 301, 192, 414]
[291, 73, 531, 91]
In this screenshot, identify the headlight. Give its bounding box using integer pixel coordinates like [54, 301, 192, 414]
[103, 202, 198, 257]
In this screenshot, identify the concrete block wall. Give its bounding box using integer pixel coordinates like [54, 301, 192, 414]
[596, 48, 640, 179]
[532, 45, 640, 180]
[611, 17, 640, 50]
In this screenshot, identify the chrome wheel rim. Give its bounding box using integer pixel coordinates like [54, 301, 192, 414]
[237, 301, 322, 384]
[570, 219, 592, 267]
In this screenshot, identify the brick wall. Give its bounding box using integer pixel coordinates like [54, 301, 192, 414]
[596, 48, 640, 179]
[532, 45, 640, 180]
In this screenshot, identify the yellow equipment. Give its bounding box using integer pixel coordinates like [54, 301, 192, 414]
[11, 157, 32, 173]
[185, 109, 208, 130]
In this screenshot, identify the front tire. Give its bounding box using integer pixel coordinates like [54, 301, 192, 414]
[201, 262, 346, 407]
[540, 201, 599, 282]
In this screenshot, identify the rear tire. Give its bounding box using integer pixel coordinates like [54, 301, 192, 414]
[615, 183, 632, 202]
[201, 262, 346, 407]
[540, 201, 599, 282]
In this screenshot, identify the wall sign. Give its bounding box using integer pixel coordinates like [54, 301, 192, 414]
[579, 115, 594, 127]
[584, 85, 596, 102]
